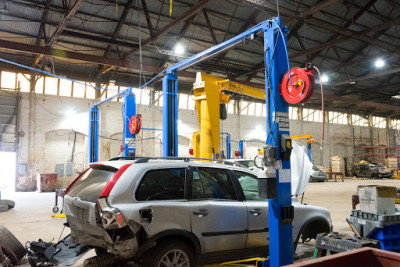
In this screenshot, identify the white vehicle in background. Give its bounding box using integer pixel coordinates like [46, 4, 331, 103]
[64, 158, 331, 267]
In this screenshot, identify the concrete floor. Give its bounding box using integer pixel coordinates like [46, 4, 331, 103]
[0, 178, 399, 266]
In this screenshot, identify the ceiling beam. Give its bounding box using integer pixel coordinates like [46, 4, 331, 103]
[122, 0, 211, 59]
[33, 0, 85, 65]
[159, 15, 196, 67]
[35, 0, 53, 46]
[141, 0, 155, 38]
[308, 0, 378, 62]
[0, 38, 196, 79]
[286, 0, 343, 24]
[202, 10, 218, 44]
[242, 0, 400, 54]
[331, 67, 400, 87]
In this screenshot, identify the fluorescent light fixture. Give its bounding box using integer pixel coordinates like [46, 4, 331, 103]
[349, 81, 356, 85]
[174, 43, 185, 55]
[320, 74, 329, 83]
[375, 58, 385, 68]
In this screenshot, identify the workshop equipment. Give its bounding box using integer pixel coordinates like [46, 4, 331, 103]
[238, 140, 265, 159]
[160, 17, 304, 267]
[313, 232, 380, 257]
[52, 188, 65, 214]
[358, 185, 397, 215]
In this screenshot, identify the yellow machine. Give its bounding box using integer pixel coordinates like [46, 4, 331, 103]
[192, 72, 265, 159]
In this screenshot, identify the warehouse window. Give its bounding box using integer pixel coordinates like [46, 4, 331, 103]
[372, 116, 386, 128]
[59, 79, 72, 96]
[1, 71, 16, 89]
[352, 115, 368, 127]
[35, 77, 44, 94]
[329, 111, 347, 125]
[303, 108, 323, 122]
[289, 107, 298, 120]
[240, 100, 249, 115]
[73, 81, 85, 98]
[86, 82, 96, 99]
[45, 77, 58, 95]
[140, 89, 150, 105]
[255, 103, 262, 116]
[391, 119, 400, 130]
[17, 73, 30, 92]
[154, 91, 163, 107]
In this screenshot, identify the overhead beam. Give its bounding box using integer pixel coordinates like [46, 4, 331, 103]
[290, 15, 400, 60]
[0, 38, 196, 79]
[35, 0, 53, 46]
[122, 0, 211, 59]
[242, 0, 400, 53]
[33, 0, 85, 65]
[141, 0, 155, 38]
[331, 67, 400, 87]
[308, 0, 378, 62]
[286, 0, 343, 24]
[203, 10, 218, 44]
[159, 15, 196, 67]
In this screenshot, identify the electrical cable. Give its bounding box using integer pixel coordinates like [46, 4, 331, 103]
[312, 65, 325, 149]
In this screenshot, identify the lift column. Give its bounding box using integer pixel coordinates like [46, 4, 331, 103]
[263, 18, 294, 266]
[89, 107, 99, 163]
[123, 91, 136, 158]
[163, 71, 178, 157]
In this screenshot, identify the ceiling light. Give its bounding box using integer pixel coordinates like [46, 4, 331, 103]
[349, 81, 356, 85]
[174, 43, 185, 55]
[375, 58, 385, 68]
[320, 74, 329, 83]
[65, 110, 76, 119]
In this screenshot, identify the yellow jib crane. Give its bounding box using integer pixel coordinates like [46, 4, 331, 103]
[192, 72, 265, 159]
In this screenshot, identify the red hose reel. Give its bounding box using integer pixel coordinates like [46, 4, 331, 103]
[129, 114, 142, 135]
[280, 67, 315, 104]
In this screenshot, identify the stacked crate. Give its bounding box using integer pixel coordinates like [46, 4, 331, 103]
[384, 157, 398, 171]
[330, 156, 345, 174]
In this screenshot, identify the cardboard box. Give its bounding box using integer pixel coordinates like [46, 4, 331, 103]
[358, 185, 397, 215]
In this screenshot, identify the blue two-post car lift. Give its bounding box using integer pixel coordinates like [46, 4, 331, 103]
[89, 17, 294, 266]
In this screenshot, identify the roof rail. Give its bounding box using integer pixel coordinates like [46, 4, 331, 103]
[132, 157, 230, 163]
[109, 156, 136, 161]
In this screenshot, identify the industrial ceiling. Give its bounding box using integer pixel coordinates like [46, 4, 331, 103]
[0, 0, 399, 117]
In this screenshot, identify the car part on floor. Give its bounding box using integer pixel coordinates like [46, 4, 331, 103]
[83, 252, 122, 267]
[27, 234, 91, 266]
[0, 224, 26, 265]
[314, 232, 380, 257]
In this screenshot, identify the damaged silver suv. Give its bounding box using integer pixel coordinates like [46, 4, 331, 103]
[64, 158, 331, 266]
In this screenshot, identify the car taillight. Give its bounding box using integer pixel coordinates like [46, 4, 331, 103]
[97, 197, 126, 229]
[64, 168, 90, 194]
[99, 164, 132, 197]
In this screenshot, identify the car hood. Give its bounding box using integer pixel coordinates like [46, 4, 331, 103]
[291, 141, 313, 195]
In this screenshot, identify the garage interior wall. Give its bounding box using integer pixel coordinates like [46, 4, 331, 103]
[15, 90, 394, 190]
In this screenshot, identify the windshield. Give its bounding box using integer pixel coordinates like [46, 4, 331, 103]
[67, 166, 117, 202]
[237, 160, 255, 168]
[312, 165, 319, 171]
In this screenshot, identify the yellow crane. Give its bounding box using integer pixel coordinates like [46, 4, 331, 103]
[192, 72, 265, 159]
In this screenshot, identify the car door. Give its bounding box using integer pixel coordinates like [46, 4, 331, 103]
[189, 166, 247, 253]
[234, 170, 269, 248]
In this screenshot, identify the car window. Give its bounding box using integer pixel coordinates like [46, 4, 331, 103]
[191, 167, 237, 200]
[235, 171, 267, 201]
[135, 168, 185, 201]
[237, 160, 255, 168]
[67, 166, 116, 203]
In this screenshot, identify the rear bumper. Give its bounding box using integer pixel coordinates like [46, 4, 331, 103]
[64, 195, 138, 258]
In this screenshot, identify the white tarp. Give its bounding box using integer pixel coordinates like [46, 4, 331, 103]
[291, 141, 313, 195]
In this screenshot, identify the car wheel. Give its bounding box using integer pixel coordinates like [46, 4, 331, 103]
[0, 224, 26, 265]
[142, 240, 195, 267]
[0, 200, 15, 209]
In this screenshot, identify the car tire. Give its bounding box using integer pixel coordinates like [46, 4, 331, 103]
[0, 204, 8, 212]
[83, 252, 121, 267]
[0, 200, 15, 209]
[0, 224, 26, 265]
[141, 240, 195, 267]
